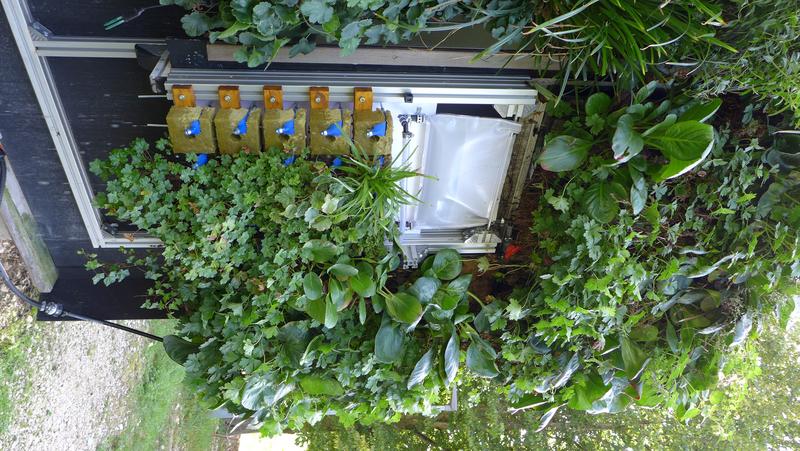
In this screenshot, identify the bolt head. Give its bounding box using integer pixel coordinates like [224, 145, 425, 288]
[178, 94, 186, 101]
[269, 96, 277, 103]
[224, 95, 232, 102]
[359, 96, 366, 103]
[314, 96, 321, 103]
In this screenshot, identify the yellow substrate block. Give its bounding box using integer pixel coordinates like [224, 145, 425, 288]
[309, 109, 353, 155]
[262, 109, 307, 153]
[354, 110, 393, 156]
[166, 106, 217, 154]
[214, 108, 262, 154]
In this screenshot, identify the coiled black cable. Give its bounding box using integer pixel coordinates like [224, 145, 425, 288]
[0, 145, 161, 342]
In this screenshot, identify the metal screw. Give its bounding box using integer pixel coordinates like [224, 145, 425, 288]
[178, 94, 186, 101]
[269, 96, 276, 103]
[224, 95, 232, 102]
[314, 96, 321, 103]
[358, 96, 366, 103]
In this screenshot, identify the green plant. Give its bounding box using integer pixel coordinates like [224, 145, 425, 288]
[693, 0, 800, 123]
[164, 0, 733, 88]
[537, 84, 721, 222]
[500, 103, 798, 428]
[88, 139, 499, 434]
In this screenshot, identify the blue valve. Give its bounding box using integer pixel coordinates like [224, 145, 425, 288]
[276, 119, 295, 136]
[233, 110, 251, 136]
[283, 155, 296, 166]
[366, 121, 387, 138]
[192, 154, 209, 169]
[331, 157, 342, 168]
[378, 155, 385, 167]
[320, 121, 343, 137]
[184, 119, 201, 137]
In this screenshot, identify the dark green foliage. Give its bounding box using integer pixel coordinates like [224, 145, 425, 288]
[166, 0, 731, 88]
[693, 0, 800, 123]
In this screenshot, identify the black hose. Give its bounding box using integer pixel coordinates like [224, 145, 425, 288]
[0, 147, 162, 342]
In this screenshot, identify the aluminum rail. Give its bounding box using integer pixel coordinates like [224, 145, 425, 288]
[165, 69, 538, 105]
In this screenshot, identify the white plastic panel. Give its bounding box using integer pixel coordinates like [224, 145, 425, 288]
[414, 114, 520, 229]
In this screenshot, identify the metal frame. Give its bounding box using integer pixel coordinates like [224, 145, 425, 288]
[3, 0, 539, 251]
[1, 0, 161, 248]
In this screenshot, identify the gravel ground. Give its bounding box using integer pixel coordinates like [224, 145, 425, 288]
[0, 241, 152, 451]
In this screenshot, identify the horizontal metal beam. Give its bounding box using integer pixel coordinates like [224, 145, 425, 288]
[31, 35, 165, 58]
[165, 68, 537, 105]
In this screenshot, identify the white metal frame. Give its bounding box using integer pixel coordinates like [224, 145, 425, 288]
[2, 0, 161, 248]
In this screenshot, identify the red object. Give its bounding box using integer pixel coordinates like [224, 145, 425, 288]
[504, 243, 522, 261]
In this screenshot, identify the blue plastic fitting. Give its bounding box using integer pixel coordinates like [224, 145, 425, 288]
[283, 155, 296, 167]
[320, 121, 343, 137]
[192, 154, 209, 169]
[331, 157, 342, 168]
[184, 119, 201, 136]
[276, 119, 295, 136]
[366, 121, 387, 138]
[233, 111, 250, 136]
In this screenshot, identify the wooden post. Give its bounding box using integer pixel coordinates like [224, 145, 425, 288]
[263, 86, 283, 110]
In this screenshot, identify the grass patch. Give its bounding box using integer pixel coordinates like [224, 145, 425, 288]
[101, 320, 220, 451]
[0, 309, 35, 435]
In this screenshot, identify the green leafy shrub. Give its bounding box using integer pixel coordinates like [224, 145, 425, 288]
[164, 0, 732, 86]
[500, 101, 798, 426]
[87, 140, 495, 434]
[693, 0, 800, 123]
[538, 84, 721, 221]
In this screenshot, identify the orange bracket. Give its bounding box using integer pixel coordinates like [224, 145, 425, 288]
[354, 88, 373, 111]
[309, 87, 330, 110]
[172, 85, 195, 107]
[218, 86, 241, 109]
[263, 86, 283, 110]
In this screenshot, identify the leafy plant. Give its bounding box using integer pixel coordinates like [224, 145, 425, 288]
[538, 85, 721, 221]
[164, 0, 733, 89]
[693, 0, 800, 123]
[506, 105, 799, 427]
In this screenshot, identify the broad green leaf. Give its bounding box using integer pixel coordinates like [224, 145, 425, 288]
[324, 296, 338, 328]
[306, 297, 326, 323]
[431, 288, 460, 311]
[374, 321, 404, 363]
[350, 262, 376, 297]
[567, 372, 610, 410]
[730, 312, 753, 347]
[583, 182, 624, 224]
[278, 323, 310, 367]
[431, 249, 462, 281]
[300, 335, 324, 366]
[620, 336, 649, 381]
[642, 114, 677, 137]
[612, 114, 644, 161]
[466, 339, 499, 378]
[408, 277, 441, 304]
[585, 92, 612, 116]
[629, 168, 647, 215]
[163, 335, 198, 365]
[444, 328, 460, 386]
[303, 272, 323, 300]
[181, 12, 211, 37]
[300, 0, 334, 24]
[358, 297, 367, 324]
[539, 136, 591, 172]
[299, 375, 343, 396]
[646, 121, 714, 161]
[302, 240, 339, 263]
[215, 21, 250, 40]
[678, 99, 722, 123]
[509, 393, 548, 411]
[407, 348, 434, 389]
[386, 292, 423, 323]
[241, 376, 293, 410]
[327, 263, 358, 280]
[666, 320, 679, 353]
[633, 80, 658, 104]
